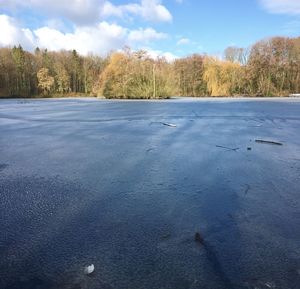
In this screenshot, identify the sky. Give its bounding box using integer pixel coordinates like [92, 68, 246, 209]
[0, 0, 299, 60]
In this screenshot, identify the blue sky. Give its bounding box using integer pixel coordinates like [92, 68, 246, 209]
[0, 0, 299, 59]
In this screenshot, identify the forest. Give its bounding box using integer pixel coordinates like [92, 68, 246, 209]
[0, 36, 299, 98]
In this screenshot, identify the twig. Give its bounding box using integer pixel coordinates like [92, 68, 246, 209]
[216, 145, 239, 152]
[160, 122, 177, 128]
[146, 148, 155, 153]
[150, 121, 177, 128]
[255, 139, 283, 146]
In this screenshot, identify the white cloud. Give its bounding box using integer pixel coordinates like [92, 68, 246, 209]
[177, 38, 190, 45]
[34, 22, 128, 55]
[0, 0, 172, 24]
[137, 0, 172, 22]
[0, 15, 35, 50]
[102, 0, 172, 22]
[0, 14, 170, 56]
[146, 49, 178, 62]
[128, 28, 167, 43]
[259, 0, 300, 15]
[101, 1, 124, 18]
[0, 13, 128, 55]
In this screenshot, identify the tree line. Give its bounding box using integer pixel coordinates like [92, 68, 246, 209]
[0, 36, 299, 98]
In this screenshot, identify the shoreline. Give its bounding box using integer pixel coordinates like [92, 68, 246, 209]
[1, 96, 300, 102]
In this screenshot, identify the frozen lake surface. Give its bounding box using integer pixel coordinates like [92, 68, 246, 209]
[0, 97, 300, 289]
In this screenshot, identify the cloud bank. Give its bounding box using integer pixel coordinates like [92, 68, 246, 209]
[0, 0, 175, 57]
[0, 14, 173, 57]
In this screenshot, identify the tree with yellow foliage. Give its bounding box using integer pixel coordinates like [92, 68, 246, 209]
[37, 68, 55, 95]
[203, 57, 244, 96]
[99, 50, 173, 99]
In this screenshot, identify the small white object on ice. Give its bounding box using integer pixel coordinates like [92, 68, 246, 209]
[84, 264, 95, 275]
